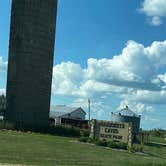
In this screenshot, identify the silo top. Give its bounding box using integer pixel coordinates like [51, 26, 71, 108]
[113, 106, 140, 117]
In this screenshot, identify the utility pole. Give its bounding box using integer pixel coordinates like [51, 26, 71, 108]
[88, 99, 91, 122]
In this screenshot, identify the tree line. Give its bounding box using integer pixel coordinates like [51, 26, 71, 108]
[0, 94, 6, 116]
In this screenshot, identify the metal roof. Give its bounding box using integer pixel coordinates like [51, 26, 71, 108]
[113, 106, 140, 117]
[49, 105, 85, 118]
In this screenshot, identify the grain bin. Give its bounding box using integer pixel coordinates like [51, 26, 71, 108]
[111, 106, 141, 135]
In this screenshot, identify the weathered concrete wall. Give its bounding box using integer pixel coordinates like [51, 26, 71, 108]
[6, 0, 57, 129]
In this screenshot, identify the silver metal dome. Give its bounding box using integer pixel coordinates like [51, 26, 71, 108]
[111, 106, 141, 134]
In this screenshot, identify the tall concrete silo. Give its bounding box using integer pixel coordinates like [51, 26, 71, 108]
[5, 0, 58, 129]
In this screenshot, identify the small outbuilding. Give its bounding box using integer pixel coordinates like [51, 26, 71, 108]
[49, 105, 86, 126]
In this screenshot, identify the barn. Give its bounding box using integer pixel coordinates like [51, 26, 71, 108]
[49, 105, 87, 127]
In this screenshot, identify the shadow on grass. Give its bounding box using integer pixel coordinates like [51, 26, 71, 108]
[147, 142, 166, 148]
[146, 143, 161, 148]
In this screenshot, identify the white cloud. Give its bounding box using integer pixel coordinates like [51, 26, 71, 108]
[150, 16, 162, 26]
[118, 99, 154, 115]
[0, 88, 6, 95]
[52, 61, 83, 96]
[86, 40, 166, 90]
[51, 40, 166, 121]
[51, 61, 128, 98]
[52, 40, 166, 103]
[122, 89, 166, 104]
[158, 73, 166, 84]
[78, 80, 128, 98]
[140, 0, 166, 17]
[139, 0, 166, 26]
[0, 57, 7, 73]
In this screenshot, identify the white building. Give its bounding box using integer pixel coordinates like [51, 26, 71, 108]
[49, 105, 86, 125]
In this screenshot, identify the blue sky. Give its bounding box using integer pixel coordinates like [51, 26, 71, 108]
[0, 0, 166, 129]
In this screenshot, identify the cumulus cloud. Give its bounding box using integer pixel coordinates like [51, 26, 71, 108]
[52, 40, 166, 99]
[51, 40, 166, 121]
[122, 89, 166, 104]
[0, 57, 7, 73]
[52, 62, 83, 96]
[86, 40, 166, 90]
[139, 0, 166, 26]
[118, 100, 154, 115]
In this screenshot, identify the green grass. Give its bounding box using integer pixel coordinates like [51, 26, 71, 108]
[150, 135, 166, 144]
[0, 130, 165, 166]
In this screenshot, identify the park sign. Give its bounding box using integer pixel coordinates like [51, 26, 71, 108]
[90, 119, 132, 144]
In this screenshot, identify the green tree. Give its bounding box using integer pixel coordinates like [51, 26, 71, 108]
[0, 94, 6, 116]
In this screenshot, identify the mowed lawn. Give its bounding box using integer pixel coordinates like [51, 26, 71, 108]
[150, 135, 166, 144]
[0, 131, 165, 166]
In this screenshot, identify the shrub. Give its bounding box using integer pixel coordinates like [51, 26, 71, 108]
[134, 144, 144, 152]
[107, 141, 118, 148]
[95, 139, 107, 147]
[0, 121, 81, 137]
[127, 145, 135, 153]
[48, 125, 80, 137]
[127, 144, 144, 153]
[78, 137, 88, 143]
[134, 135, 141, 144]
[81, 129, 90, 137]
[78, 136, 129, 150]
[87, 137, 93, 143]
[116, 142, 127, 150]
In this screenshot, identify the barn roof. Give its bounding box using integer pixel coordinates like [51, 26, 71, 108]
[49, 105, 86, 118]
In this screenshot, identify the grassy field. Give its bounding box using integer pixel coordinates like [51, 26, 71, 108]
[150, 135, 166, 144]
[0, 130, 165, 166]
